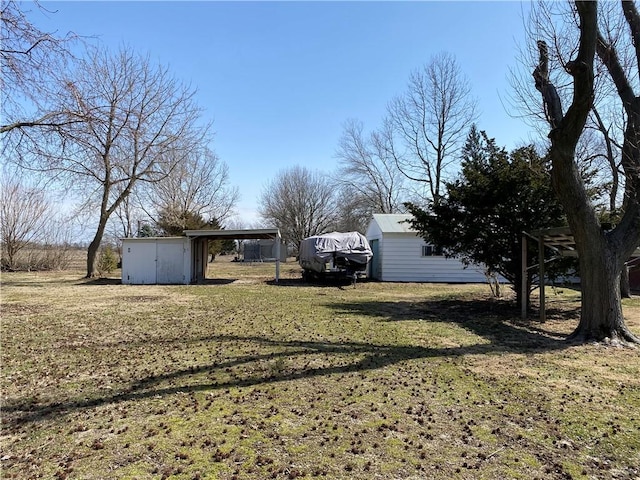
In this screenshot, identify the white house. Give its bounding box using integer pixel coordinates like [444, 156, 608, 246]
[365, 213, 488, 283]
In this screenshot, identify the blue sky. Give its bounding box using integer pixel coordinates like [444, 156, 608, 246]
[27, 1, 533, 226]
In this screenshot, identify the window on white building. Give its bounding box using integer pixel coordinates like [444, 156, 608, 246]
[421, 244, 443, 257]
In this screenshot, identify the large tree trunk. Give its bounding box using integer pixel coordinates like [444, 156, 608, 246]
[86, 216, 108, 278]
[569, 236, 638, 343]
[534, 2, 640, 344]
[86, 238, 99, 278]
[550, 139, 639, 344]
[620, 265, 631, 299]
[547, 144, 632, 343]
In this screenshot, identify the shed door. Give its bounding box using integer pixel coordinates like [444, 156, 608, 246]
[127, 240, 157, 285]
[157, 241, 184, 284]
[370, 239, 381, 280]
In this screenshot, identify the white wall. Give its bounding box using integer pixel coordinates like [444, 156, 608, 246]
[122, 239, 158, 285]
[122, 237, 190, 285]
[366, 215, 497, 283]
[157, 239, 190, 284]
[378, 234, 487, 282]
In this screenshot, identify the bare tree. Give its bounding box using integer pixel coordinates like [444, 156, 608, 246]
[1, 1, 79, 135]
[531, 1, 640, 344]
[13, 45, 209, 277]
[146, 146, 239, 230]
[110, 186, 140, 239]
[335, 119, 406, 223]
[0, 172, 51, 269]
[332, 185, 377, 234]
[259, 166, 338, 251]
[387, 52, 477, 202]
[510, 1, 633, 216]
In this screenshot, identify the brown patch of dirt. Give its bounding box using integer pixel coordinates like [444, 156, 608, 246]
[119, 295, 165, 303]
[1, 303, 48, 315]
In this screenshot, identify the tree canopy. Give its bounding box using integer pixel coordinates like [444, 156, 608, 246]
[406, 126, 568, 306]
[259, 166, 338, 251]
[7, 45, 210, 277]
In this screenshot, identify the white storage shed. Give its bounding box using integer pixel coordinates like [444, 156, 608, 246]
[121, 228, 282, 285]
[121, 237, 193, 285]
[365, 213, 488, 283]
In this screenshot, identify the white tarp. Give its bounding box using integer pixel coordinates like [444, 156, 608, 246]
[299, 231, 373, 274]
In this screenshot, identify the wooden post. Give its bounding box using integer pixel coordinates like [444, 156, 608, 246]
[521, 234, 527, 320]
[274, 234, 281, 283]
[539, 235, 546, 322]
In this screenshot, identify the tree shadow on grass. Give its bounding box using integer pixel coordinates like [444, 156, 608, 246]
[4, 298, 573, 428]
[76, 277, 122, 286]
[331, 297, 575, 347]
[197, 278, 237, 285]
[267, 277, 368, 289]
[77, 276, 363, 288]
[78, 278, 239, 286]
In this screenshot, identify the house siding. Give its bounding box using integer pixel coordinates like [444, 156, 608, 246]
[366, 214, 489, 283]
[379, 234, 487, 282]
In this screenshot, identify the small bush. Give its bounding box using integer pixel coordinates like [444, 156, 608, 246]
[96, 246, 118, 277]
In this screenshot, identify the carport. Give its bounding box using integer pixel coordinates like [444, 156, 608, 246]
[184, 228, 282, 283]
[122, 228, 282, 285]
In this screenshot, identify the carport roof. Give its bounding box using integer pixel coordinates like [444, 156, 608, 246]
[183, 228, 280, 240]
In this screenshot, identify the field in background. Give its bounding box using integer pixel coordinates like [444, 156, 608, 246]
[2, 264, 639, 479]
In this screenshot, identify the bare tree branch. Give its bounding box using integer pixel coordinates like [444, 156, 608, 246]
[621, 0, 640, 78]
[13, 45, 211, 277]
[148, 146, 239, 228]
[335, 119, 406, 220]
[259, 166, 338, 251]
[596, 32, 636, 110]
[0, 171, 52, 269]
[533, 40, 564, 128]
[387, 52, 477, 202]
[1, 1, 81, 134]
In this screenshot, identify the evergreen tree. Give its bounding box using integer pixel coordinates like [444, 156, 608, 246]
[156, 210, 233, 259]
[406, 127, 568, 308]
[137, 223, 157, 237]
[156, 208, 207, 236]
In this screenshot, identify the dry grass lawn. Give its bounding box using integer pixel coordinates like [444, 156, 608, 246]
[1, 259, 639, 479]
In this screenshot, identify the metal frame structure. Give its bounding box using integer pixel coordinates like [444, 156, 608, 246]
[183, 228, 282, 283]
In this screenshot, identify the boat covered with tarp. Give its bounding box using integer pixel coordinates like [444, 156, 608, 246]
[299, 231, 373, 281]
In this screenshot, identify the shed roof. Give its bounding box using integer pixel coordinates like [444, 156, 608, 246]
[183, 228, 280, 240]
[372, 213, 415, 233]
[121, 236, 187, 242]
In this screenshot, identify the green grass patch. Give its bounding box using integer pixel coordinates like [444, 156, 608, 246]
[2, 263, 639, 479]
